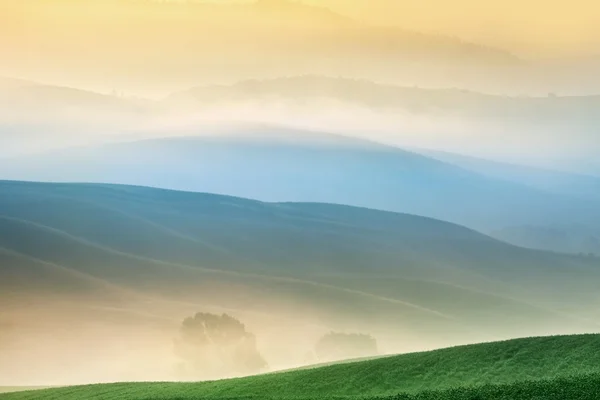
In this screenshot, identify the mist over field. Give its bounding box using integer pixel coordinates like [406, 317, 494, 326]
[2, 76, 600, 173]
[2, 181, 600, 387]
[1, 0, 600, 395]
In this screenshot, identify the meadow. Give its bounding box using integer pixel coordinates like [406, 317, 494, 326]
[2, 334, 600, 400]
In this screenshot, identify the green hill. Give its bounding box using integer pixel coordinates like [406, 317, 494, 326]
[0, 389, 51, 395]
[1, 180, 599, 332]
[2, 335, 600, 399]
[1, 181, 600, 384]
[6, 133, 600, 233]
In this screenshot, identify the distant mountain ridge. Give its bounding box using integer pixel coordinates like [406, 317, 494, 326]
[419, 148, 600, 199]
[171, 75, 600, 117]
[492, 225, 600, 256]
[166, 76, 600, 173]
[3, 130, 599, 233]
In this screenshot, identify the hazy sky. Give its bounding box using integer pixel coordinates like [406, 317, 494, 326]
[315, 0, 600, 57]
[1, 0, 599, 57]
[1, 0, 599, 95]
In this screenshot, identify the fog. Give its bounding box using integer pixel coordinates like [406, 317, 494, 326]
[1, 0, 600, 390]
[1, 287, 595, 387]
[1, 174, 600, 387]
[1, 79, 599, 174]
[3, 0, 600, 97]
[0, 293, 423, 385]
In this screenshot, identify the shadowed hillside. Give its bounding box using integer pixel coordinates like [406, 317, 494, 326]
[1, 181, 600, 384]
[4, 132, 600, 233]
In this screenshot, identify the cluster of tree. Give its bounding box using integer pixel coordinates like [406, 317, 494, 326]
[174, 312, 267, 379]
[174, 312, 378, 377]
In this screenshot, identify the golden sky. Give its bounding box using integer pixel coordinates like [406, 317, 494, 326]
[1, 0, 599, 96]
[313, 0, 600, 56]
[1, 0, 599, 56]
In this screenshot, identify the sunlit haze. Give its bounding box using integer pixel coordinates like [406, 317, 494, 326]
[1, 0, 600, 395]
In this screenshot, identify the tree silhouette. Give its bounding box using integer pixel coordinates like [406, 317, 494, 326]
[174, 312, 267, 378]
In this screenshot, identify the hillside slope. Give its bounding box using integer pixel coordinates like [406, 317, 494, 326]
[3, 335, 600, 399]
[166, 76, 600, 170]
[416, 148, 600, 254]
[173, 76, 600, 122]
[4, 133, 600, 232]
[420, 148, 600, 201]
[491, 225, 600, 256]
[1, 181, 600, 384]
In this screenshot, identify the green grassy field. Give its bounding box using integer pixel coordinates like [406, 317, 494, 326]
[0, 389, 50, 395]
[2, 334, 600, 400]
[387, 375, 600, 400]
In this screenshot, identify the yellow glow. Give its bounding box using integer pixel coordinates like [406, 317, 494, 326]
[311, 0, 600, 56]
[1, 0, 598, 96]
[1, 0, 599, 56]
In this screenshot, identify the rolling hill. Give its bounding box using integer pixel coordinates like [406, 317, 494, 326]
[1, 181, 600, 384]
[3, 75, 600, 173]
[170, 75, 600, 120]
[420, 148, 600, 200]
[0, 78, 147, 123]
[0, 79, 151, 157]
[2, 334, 600, 399]
[168, 75, 600, 136]
[167, 76, 600, 173]
[491, 225, 600, 256]
[3, 131, 600, 233]
[416, 148, 600, 254]
[0, 77, 37, 90]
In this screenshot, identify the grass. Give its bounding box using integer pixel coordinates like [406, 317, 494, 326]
[0, 389, 51, 395]
[2, 334, 600, 399]
[384, 374, 600, 400]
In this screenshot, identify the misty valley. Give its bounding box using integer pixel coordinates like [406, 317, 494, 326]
[1, 1, 600, 399]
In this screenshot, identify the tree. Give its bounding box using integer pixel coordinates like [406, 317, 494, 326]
[315, 332, 378, 362]
[174, 312, 267, 378]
